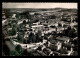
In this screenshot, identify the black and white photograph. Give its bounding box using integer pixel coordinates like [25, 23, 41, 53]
[2, 2, 78, 56]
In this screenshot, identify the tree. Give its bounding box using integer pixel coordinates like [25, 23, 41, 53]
[60, 47, 68, 54]
[15, 45, 23, 55]
[10, 27, 16, 36]
[68, 28, 75, 38]
[23, 38, 27, 44]
[49, 15, 56, 19]
[26, 11, 31, 19]
[35, 32, 40, 42]
[17, 33, 24, 43]
[29, 32, 34, 43]
[3, 9, 10, 18]
[23, 20, 26, 25]
[23, 49, 28, 55]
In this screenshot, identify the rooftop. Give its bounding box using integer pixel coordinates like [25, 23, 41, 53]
[56, 36, 70, 41]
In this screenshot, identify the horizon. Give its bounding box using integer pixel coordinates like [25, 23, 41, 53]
[2, 3, 78, 9]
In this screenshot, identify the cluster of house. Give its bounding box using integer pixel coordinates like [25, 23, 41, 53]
[2, 10, 78, 56]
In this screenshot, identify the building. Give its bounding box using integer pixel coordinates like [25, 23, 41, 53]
[56, 42, 62, 51]
[56, 36, 70, 43]
[12, 14, 16, 19]
[31, 23, 44, 32]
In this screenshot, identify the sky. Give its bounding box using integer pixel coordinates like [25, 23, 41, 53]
[2, 3, 78, 9]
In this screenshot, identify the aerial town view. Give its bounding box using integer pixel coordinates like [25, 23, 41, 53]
[2, 3, 78, 56]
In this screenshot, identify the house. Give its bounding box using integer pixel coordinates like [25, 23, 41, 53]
[56, 36, 70, 43]
[32, 24, 44, 31]
[67, 48, 73, 56]
[56, 42, 62, 51]
[12, 14, 16, 19]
